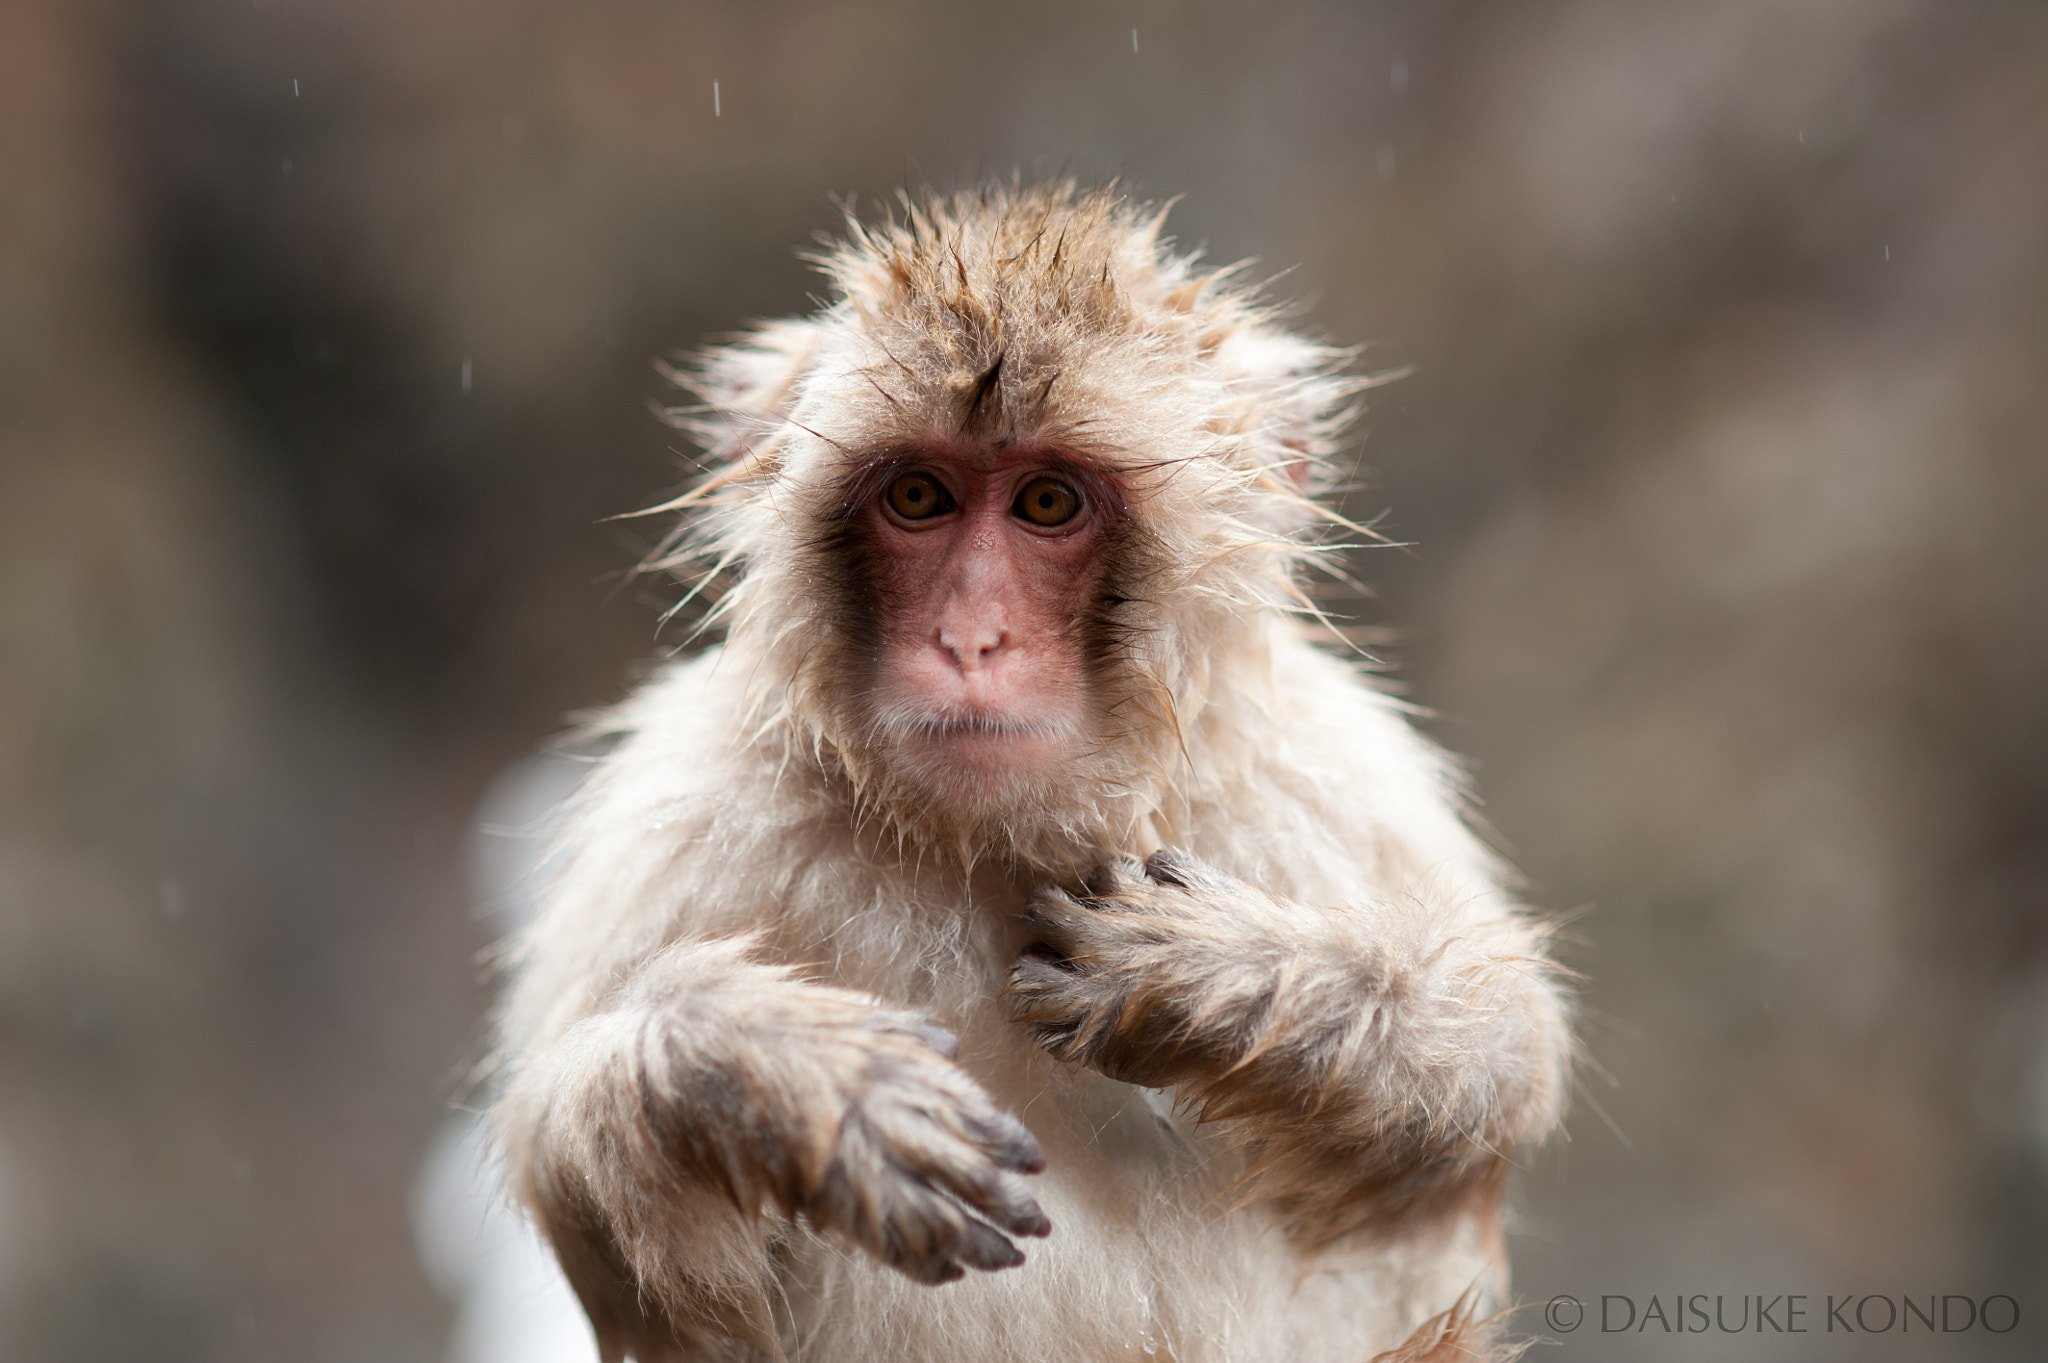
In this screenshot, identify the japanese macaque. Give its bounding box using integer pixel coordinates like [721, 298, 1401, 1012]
[490, 183, 1572, 1363]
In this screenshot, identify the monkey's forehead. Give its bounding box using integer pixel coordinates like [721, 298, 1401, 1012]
[674, 186, 1359, 537]
[803, 186, 1298, 408]
[768, 306, 1334, 483]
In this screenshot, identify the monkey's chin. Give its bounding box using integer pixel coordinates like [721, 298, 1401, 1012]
[875, 711, 1079, 808]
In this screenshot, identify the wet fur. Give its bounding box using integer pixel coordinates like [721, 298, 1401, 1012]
[491, 184, 1572, 1362]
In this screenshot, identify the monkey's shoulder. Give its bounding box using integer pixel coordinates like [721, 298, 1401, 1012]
[1180, 629, 1498, 898]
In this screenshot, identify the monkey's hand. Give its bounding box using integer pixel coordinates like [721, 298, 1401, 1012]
[1006, 850, 1568, 1239]
[503, 942, 1050, 1315]
[737, 995, 1054, 1284]
[1005, 849, 1344, 1097]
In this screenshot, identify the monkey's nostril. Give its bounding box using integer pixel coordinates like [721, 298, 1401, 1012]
[933, 620, 1007, 674]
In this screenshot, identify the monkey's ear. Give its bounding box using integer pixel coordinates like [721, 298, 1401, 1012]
[1206, 326, 1358, 501]
[657, 319, 821, 474]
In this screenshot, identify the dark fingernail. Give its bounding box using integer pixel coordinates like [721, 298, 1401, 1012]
[1024, 888, 1080, 917]
[1143, 849, 1191, 886]
[1085, 858, 1139, 894]
[992, 1194, 1050, 1238]
[1008, 1128, 1046, 1174]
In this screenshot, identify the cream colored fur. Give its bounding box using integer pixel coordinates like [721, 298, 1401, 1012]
[490, 184, 1571, 1363]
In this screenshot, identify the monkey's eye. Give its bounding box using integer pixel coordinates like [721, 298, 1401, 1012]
[1013, 477, 1080, 527]
[885, 471, 952, 520]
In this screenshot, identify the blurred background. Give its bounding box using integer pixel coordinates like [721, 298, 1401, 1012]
[3, 0, 2045, 1359]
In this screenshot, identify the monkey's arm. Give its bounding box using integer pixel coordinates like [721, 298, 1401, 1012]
[1005, 850, 1569, 1243]
[495, 935, 1049, 1361]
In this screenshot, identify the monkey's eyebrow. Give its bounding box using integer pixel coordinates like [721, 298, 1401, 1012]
[782, 416, 852, 454]
[1032, 368, 1060, 414]
[822, 447, 933, 518]
[957, 351, 1006, 434]
[861, 372, 909, 413]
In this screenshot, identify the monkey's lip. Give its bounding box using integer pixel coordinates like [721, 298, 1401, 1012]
[871, 706, 1077, 763]
[916, 714, 1070, 741]
[903, 715, 1073, 793]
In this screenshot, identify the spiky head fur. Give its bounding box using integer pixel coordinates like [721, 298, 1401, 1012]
[653, 183, 1365, 872]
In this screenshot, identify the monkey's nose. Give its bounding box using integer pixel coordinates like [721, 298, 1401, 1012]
[935, 622, 1008, 674]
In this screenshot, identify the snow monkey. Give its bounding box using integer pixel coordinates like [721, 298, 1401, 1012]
[491, 183, 1572, 1363]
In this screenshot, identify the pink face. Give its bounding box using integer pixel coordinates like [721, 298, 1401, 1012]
[855, 446, 1120, 798]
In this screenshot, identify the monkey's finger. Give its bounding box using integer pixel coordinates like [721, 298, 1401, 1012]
[963, 1108, 1046, 1175]
[865, 1009, 963, 1060]
[1021, 887, 1103, 949]
[948, 1114, 1050, 1204]
[943, 1213, 1027, 1274]
[1023, 884, 1086, 918]
[895, 1256, 968, 1286]
[1081, 855, 1145, 897]
[866, 1113, 1048, 1246]
[912, 1023, 960, 1060]
[1006, 950, 1089, 1012]
[1025, 893, 1146, 959]
[871, 1211, 973, 1287]
[915, 1154, 1051, 1240]
[1005, 951, 1095, 1007]
[986, 1189, 1053, 1240]
[1141, 848, 1235, 895]
[1140, 848, 1190, 885]
[1016, 920, 1075, 963]
[895, 1085, 1045, 1181]
[877, 1186, 1026, 1280]
[1004, 975, 1097, 1061]
[1011, 940, 1078, 976]
[881, 1060, 1047, 1175]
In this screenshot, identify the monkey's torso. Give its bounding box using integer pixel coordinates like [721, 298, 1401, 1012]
[502, 619, 1523, 1362]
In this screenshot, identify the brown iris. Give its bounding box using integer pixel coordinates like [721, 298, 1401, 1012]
[1014, 477, 1080, 527]
[886, 471, 950, 520]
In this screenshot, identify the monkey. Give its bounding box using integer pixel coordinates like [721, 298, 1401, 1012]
[489, 183, 1572, 1363]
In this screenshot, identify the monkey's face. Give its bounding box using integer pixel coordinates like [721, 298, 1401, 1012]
[682, 186, 1358, 861]
[849, 443, 1123, 807]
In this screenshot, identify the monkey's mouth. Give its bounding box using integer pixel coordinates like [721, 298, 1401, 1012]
[918, 714, 1070, 742]
[867, 705, 1078, 785]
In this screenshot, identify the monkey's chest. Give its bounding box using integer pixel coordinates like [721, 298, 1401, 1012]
[1065, 1074, 1206, 1174]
